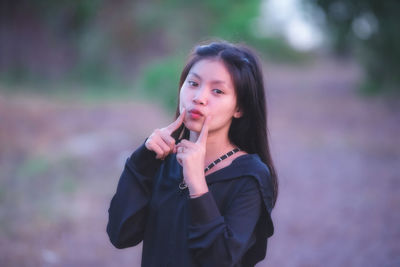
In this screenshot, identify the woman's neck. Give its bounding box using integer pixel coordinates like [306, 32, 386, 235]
[189, 130, 236, 166]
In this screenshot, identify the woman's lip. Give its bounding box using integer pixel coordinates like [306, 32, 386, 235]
[188, 109, 204, 120]
[188, 109, 204, 116]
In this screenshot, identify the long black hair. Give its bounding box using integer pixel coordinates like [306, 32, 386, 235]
[173, 40, 278, 207]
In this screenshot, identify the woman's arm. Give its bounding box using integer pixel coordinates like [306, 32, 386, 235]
[188, 177, 263, 266]
[106, 143, 161, 248]
[107, 111, 186, 248]
[189, 177, 263, 266]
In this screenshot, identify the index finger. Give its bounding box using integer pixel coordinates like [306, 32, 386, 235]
[166, 108, 185, 134]
[196, 115, 210, 145]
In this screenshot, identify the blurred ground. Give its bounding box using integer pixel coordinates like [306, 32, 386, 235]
[0, 57, 399, 266]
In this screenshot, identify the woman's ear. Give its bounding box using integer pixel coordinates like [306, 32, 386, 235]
[233, 107, 243, 118]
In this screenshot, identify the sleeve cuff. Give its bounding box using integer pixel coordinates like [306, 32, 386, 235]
[189, 192, 221, 225]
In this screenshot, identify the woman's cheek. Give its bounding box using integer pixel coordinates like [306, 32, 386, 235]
[178, 98, 183, 113]
[179, 88, 189, 113]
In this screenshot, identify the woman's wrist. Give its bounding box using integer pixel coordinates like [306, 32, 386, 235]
[186, 176, 209, 198]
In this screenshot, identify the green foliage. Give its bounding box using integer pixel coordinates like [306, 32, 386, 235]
[17, 157, 51, 179]
[250, 37, 311, 62]
[1, 0, 306, 106]
[138, 55, 183, 112]
[135, 0, 307, 109]
[305, 0, 400, 94]
[35, 0, 103, 33]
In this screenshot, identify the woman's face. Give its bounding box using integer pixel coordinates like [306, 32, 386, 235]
[179, 59, 242, 135]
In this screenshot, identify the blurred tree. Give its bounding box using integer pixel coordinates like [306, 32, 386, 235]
[133, 0, 302, 110]
[304, 0, 400, 94]
[0, 0, 106, 90]
[0, 0, 302, 106]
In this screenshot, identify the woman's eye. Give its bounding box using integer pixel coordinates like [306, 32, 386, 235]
[188, 81, 198, 87]
[212, 89, 223, 94]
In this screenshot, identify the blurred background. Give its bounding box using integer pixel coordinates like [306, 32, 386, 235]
[0, 0, 399, 266]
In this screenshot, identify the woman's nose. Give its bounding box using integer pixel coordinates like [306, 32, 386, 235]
[192, 87, 207, 105]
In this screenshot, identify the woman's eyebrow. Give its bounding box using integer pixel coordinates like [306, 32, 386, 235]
[188, 72, 201, 79]
[188, 72, 227, 85]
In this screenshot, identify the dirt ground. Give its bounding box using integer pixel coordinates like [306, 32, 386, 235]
[0, 57, 399, 266]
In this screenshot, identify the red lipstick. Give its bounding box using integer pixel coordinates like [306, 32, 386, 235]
[188, 109, 203, 120]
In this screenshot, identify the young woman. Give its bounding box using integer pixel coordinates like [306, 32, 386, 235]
[107, 40, 278, 267]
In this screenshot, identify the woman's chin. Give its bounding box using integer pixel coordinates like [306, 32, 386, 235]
[184, 120, 202, 133]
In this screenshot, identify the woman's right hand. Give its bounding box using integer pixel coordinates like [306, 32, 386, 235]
[145, 109, 185, 160]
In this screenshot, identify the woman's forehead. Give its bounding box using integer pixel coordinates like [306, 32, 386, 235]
[188, 59, 233, 85]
